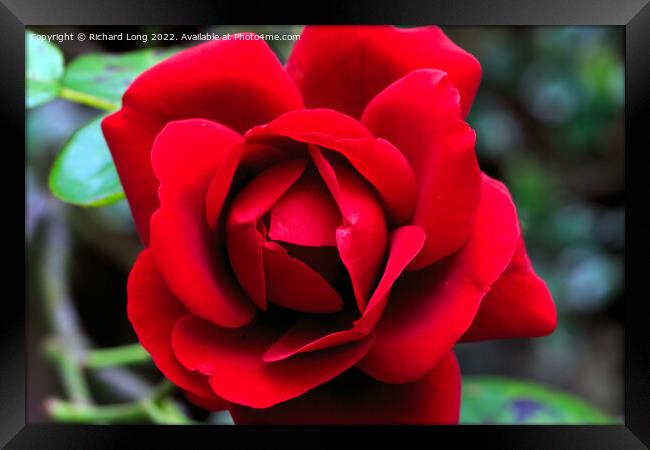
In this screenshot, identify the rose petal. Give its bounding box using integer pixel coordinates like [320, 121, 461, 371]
[171, 315, 374, 408]
[287, 25, 481, 119]
[103, 37, 303, 243]
[246, 109, 416, 224]
[461, 237, 557, 341]
[125, 35, 303, 133]
[226, 222, 267, 310]
[240, 140, 308, 174]
[276, 243, 343, 283]
[263, 225, 425, 362]
[127, 250, 218, 400]
[264, 240, 344, 314]
[262, 316, 358, 363]
[149, 119, 255, 328]
[268, 171, 341, 247]
[101, 107, 162, 244]
[226, 159, 307, 309]
[362, 70, 461, 170]
[362, 69, 482, 270]
[227, 159, 308, 225]
[353, 225, 426, 333]
[184, 390, 230, 412]
[310, 149, 388, 312]
[151, 120, 242, 201]
[231, 352, 460, 424]
[205, 144, 243, 231]
[408, 120, 480, 270]
[358, 175, 520, 383]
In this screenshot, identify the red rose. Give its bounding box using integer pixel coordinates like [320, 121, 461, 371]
[103, 26, 557, 424]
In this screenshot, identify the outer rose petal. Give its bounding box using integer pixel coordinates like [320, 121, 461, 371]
[461, 237, 557, 341]
[171, 315, 375, 408]
[358, 175, 520, 383]
[103, 36, 303, 243]
[150, 119, 255, 328]
[362, 69, 482, 269]
[101, 107, 162, 244]
[184, 391, 230, 412]
[246, 109, 417, 225]
[127, 250, 220, 401]
[287, 25, 481, 119]
[231, 352, 460, 424]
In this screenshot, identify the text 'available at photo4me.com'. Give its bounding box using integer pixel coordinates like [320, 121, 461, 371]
[32, 31, 302, 44]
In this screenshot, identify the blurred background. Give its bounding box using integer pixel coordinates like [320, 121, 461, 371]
[26, 26, 624, 423]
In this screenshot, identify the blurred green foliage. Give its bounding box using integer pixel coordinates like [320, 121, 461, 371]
[27, 30, 183, 207]
[61, 47, 180, 109]
[26, 32, 64, 108]
[48, 116, 125, 206]
[461, 377, 614, 424]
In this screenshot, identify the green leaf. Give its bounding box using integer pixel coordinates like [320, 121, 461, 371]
[61, 47, 179, 110]
[460, 377, 616, 424]
[49, 116, 124, 207]
[26, 31, 64, 108]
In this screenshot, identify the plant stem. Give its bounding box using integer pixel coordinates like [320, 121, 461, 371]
[141, 381, 196, 424]
[38, 204, 190, 424]
[141, 399, 196, 425]
[46, 398, 149, 423]
[58, 354, 93, 404]
[59, 87, 118, 111]
[45, 338, 152, 401]
[149, 380, 176, 402]
[85, 344, 151, 369]
[45, 338, 151, 369]
[45, 380, 195, 424]
[40, 212, 92, 404]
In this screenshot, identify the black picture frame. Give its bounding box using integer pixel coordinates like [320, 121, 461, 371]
[5, 0, 649, 448]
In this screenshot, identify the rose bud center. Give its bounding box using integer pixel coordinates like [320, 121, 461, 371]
[224, 157, 360, 315]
